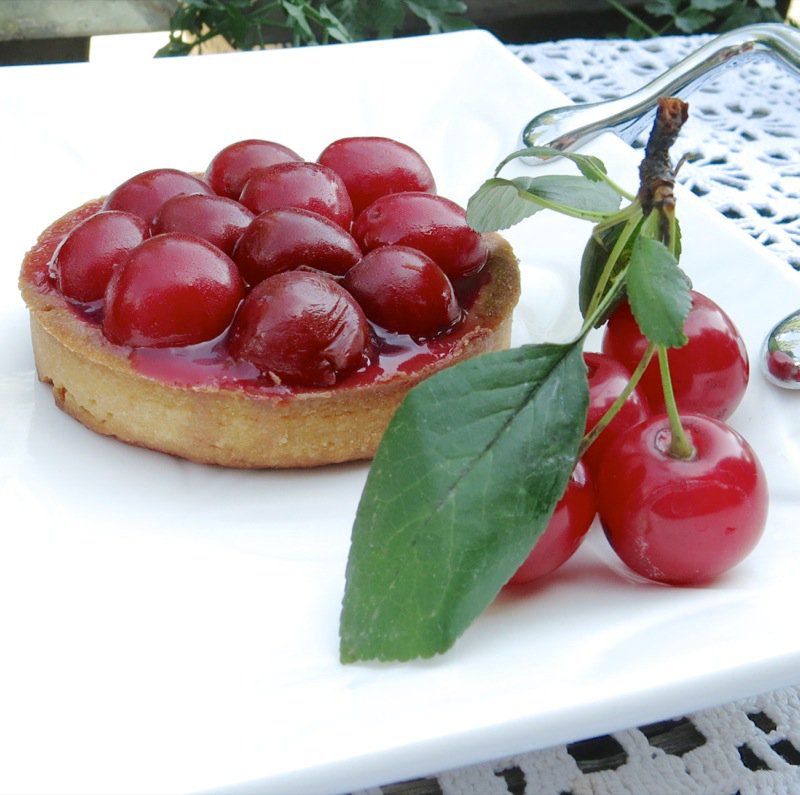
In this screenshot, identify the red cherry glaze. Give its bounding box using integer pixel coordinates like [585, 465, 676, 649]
[353, 192, 489, 279]
[317, 136, 436, 217]
[102, 168, 214, 227]
[506, 461, 596, 586]
[239, 161, 353, 229]
[343, 245, 460, 338]
[233, 207, 362, 286]
[22, 199, 493, 394]
[48, 210, 147, 302]
[228, 270, 372, 387]
[583, 352, 650, 476]
[152, 193, 254, 256]
[103, 233, 245, 348]
[602, 291, 749, 420]
[205, 139, 303, 199]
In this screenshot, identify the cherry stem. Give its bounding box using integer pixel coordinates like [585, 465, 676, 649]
[657, 345, 694, 459]
[579, 341, 656, 458]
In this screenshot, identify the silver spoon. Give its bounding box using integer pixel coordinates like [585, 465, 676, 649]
[520, 22, 800, 389]
[521, 22, 800, 153]
[762, 310, 800, 389]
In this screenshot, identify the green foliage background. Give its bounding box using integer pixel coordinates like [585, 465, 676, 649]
[157, 0, 472, 55]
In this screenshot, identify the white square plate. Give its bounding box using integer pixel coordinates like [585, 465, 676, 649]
[1, 30, 799, 795]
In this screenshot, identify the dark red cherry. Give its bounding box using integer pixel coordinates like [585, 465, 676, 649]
[103, 233, 245, 348]
[317, 136, 436, 217]
[505, 461, 596, 586]
[343, 245, 460, 338]
[228, 270, 372, 387]
[233, 207, 362, 286]
[353, 192, 489, 279]
[582, 352, 650, 476]
[205, 139, 302, 199]
[151, 193, 254, 255]
[602, 291, 749, 421]
[238, 161, 353, 229]
[102, 168, 214, 227]
[49, 210, 147, 302]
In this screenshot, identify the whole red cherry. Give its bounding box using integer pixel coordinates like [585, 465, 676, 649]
[582, 352, 650, 476]
[352, 192, 489, 279]
[342, 245, 461, 338]
[205, 139, 302, 199]
[233, 207, 362, 286]
[103, 233, 245, 348]
[596, 413, 768, 585]
[239, 161, 353, 229]
[49, 211, 147, 302]
[102, 168, 214, 227]
[317, 136, 436, 217]
[506, 461, 596, 586]
[602, 291, 749, 420]
[227, 270, 372, 387]
[152, 193, 254, 255]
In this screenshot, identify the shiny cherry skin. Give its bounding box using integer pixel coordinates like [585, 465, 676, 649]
[49, 210, 147, 302]
[317, 136, 436, 217]
[506, 461, 597, 586]
[102, 168, 214, 227]
[352, 192, 489, 279]
[582, 352, 650, 476]
[227, 270, 372, 387]
[233, 207, 362, 286]
[205, 139, 302, 199]
[342, 245, 461, 338]
[152, 193, 254, 256]
[239, 161, 353, 229]
[103, 233, 245, 348]
[602, 291, 749, 420]
[596, 413, 768, 585]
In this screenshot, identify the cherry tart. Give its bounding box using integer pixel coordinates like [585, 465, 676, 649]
[18, 137, 520, 468]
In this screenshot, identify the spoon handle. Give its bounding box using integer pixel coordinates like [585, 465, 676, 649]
[521, 23, 800, 153]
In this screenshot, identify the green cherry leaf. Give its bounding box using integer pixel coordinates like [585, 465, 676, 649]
[512, 175, 622, 216]
[626, 235, 692, 348]
[339, 342, 588, 662]
[466, 178, 543, 232]
[467, 175, 621, 232]
[495, 147, 610, 183]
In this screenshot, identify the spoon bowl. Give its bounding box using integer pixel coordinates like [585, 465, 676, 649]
[762, 309, 800, 389]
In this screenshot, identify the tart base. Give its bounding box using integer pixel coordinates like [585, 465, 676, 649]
[22, 229, 520, 468]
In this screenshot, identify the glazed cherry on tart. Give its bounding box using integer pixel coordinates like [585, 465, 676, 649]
[595, 413, 768, 585]
[353, 192, 489, 279]
[233, 207, 362, 285]
[204, 138, 302, 199]
[342, 245, 460, 339]
[103, 233, 245, 347]
[152, 193, 254, 256]
[228, 270, 372, 387]
[238, 161, 353, 229]
[18, 134, 521, 468]
[602, 290, 749, 420]
[102, 168, 214, 227]
[49, 210, 147, 302]
[317, 136, 436, 217]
